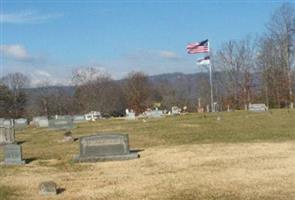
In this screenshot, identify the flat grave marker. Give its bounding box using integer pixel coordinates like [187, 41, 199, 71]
[39, 181, 57, 196]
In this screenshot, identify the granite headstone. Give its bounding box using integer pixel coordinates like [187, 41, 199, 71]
[4, 144, 25, 165]
[74, 133, 139, 162]
[48, 117, 75, 131]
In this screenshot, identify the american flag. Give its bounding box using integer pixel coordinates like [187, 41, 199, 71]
[186, 39, 209, 54]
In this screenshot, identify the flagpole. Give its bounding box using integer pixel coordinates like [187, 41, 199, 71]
[207, 41, 214, 112]
[209, 62, 214, 112]
[188, 39, 214, 112]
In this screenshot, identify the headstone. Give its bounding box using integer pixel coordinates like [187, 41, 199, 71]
[48, 117, 75, 131]
[126, 112, 136, 120]
[32, 116, 49, 128]
[74, 133, 139, 162]
[14, 118, 28, 130]
[150, 110, 163, 118]
[1, 119, 14, 128]
[171, 106, 181, 115]
[4, 144, 25, 165]
[54, 115, 71, 120]
[248, 103, 268, 112]
[145, 109, 163, 118]
[85, 111, 101, 121]
[39, 181, 57, 196]
[0, 118, 4, 125]
[73, 115, 87, 123]
[0, 127, 15, 144]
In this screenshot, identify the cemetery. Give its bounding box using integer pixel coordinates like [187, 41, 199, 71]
[1, 2, 294, 200]
[1, 109, 295, 199]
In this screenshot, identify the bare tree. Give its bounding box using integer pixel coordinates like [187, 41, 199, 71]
[267, 3, 295, 108]
[257, 3, 295, 108]
[124, 71, 151, 114]
[215, 37, 257, 109]
[1, 72, 30, 118]
[73, 67, 126, 116]
[0, 84, 12, 117]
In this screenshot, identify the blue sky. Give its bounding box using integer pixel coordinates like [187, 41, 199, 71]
[0, 0, 289, 85]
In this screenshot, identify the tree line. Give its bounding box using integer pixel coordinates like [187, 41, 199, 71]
[0, 3, 294, 119]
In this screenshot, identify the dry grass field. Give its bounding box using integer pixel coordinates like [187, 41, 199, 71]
[1, 109, 295, 199]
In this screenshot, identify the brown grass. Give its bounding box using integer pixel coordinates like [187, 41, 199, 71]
[1, 110, 295, 199]
[1, 142, 295, 199]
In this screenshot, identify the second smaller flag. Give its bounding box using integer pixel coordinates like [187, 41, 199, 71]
[197, 56, 210, 65]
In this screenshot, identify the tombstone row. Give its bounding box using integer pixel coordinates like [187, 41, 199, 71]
[0, 118, 28, 130]
[2, 132, 139, 166]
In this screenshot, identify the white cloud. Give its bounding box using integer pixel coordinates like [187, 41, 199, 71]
[0, 44, 32, 61]
[34, 70, 51, 78]
[158, 50, 179, 59]
[30, 69, 71, 87]
[0, 10, 62, 24]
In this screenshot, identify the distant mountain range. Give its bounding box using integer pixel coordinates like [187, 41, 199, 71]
[26, 71, 261, 102]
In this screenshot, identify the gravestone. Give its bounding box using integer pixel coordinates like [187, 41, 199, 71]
[126, 112, 136, 120]
[14, 118, 28, 130]
[73, 115, 87, 123]
[249, 103, 268, 112]
[125, 109, 136, 120]
[54, 115, 71, 120]
[85, 111, 101, 121]
[39, 181, 57, 196]
[4, 144, 25, 165]
[48, 117, 75, 131]
[0, 119, 14, 128]
[74, 133, 139, 162]
[0, 118, 4, 127]
[145, 109, 163, 118]
[171, 106, 181, 115]
[0, 127, 15, 144]
[32, 116, 49, 128]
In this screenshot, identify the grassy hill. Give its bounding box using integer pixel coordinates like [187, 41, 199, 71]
[1, 109, 295, 199]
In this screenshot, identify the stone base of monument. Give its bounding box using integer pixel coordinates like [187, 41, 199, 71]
[4, 160, 25, 165]
[73, 152, 139, 162]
